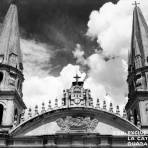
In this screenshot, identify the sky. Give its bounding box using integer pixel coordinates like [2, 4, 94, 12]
[1, 0, 148, 112]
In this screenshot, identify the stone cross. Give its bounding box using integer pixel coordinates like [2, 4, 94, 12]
[132, 1, 140, 7]
[74, 74, 80, 83]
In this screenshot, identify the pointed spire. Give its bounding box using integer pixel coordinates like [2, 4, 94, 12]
[0, 0, 23, 71]
[129, 5, 148, 69]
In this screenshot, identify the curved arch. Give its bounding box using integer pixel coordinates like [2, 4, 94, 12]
[0, 101, 6, 109]
[10, 107, 140, 137]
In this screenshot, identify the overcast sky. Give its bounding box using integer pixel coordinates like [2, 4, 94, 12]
[1, 0, 148, 112]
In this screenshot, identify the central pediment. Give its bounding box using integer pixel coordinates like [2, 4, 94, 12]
[10, 107, 140, 137]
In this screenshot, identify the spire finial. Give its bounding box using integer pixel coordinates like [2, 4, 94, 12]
[132, 1, 140, 7]
[11, 0, 18, 4]
[74, 74, 81, 83]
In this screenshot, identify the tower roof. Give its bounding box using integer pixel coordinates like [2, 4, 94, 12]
[129, 5, 148, 68]
[0, 1, 23, 70]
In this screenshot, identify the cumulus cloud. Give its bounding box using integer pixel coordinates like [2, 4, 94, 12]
[21, 39, 53, 77]
[23, 64, 86, 109]
[72, 44, 86, 65]
[22, 0, 148, 112]
[87, 0, 148, 57]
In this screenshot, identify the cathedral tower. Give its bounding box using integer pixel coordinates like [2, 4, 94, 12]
[0, 0, 26, 132]
[126, 3, 148, 131]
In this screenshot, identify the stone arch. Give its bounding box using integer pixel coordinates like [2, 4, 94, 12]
[10, 107, 140, 137]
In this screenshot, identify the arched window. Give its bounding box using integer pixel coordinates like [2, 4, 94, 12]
[14, 108, 18, 122]
[17, 80, 20, 90]
[0, 104, 4, 125]
[134, 109, 138, 125]
[0, 72, 3, 83]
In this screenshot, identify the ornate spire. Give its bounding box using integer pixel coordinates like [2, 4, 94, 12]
[128, 4, 148, 70]
[0, 0, 23, 71]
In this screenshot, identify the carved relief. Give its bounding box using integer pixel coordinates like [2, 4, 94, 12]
[9, 53, 17, 67]
[56, 116, 99, 132]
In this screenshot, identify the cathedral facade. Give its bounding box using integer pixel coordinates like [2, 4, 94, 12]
[0, 1, 148, 148]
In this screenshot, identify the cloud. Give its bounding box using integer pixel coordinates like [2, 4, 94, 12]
[23, 64, 86, 109]
[21, 39, 53, 77]
[5, 0, 148, 112]
[72, 44, 86, 65]
[87, 0, 148, 57]
[87, 54, 128, 105]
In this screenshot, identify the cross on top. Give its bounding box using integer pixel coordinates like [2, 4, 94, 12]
[11, 0, 18, 4]
[132, 1, 140, 7]
[74, 74, 81, 83]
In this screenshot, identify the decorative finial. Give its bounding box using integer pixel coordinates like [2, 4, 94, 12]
[20, 110, 25, 123]
[116, 105, 120, 115]
[41, 102, 46, 114]
[28, 108, 32, 119]
[48, 100, 52, 111]
[74, 74, 81, 83]
[11, 0, 18, 4]
[130, 110, 134, 124]
[96, 98, 100, 109]
[123, 108, 127, 119]
[103, 100, 107, 110]
[132, 1, 140, 7]
[109, 103, 113, 113]
[55, 98, 58, 108]
[34, 105, 39, 116]
[137, 115, 141, 128]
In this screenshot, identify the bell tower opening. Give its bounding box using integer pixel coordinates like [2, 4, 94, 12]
[0, 72, 3, 83]
[134, 109, 138, 125]
[0, 104, 4, 125]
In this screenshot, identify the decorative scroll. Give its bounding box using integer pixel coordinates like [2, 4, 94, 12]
[56, 116, 99, 132]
